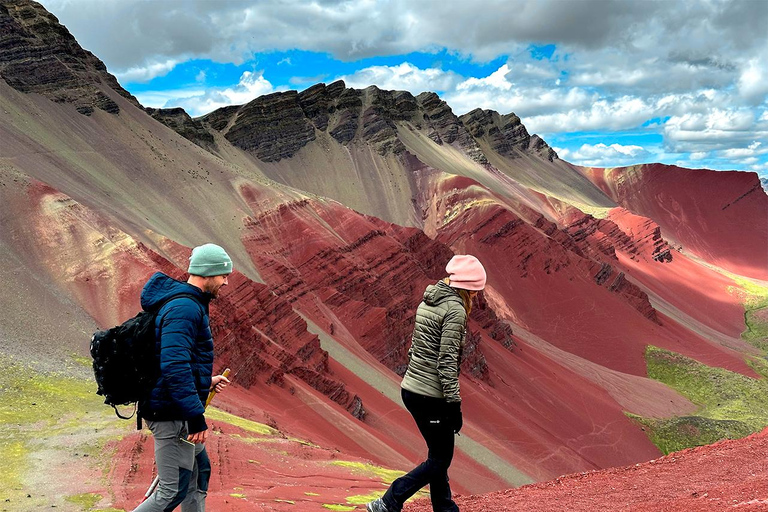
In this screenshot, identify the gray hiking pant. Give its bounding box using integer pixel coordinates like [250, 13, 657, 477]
[132, 420, 210, 512]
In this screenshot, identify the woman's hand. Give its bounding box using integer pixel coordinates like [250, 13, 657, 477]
[447, 402, 463, 433]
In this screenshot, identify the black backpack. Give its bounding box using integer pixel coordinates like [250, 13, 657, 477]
[90, 293, 197, 419]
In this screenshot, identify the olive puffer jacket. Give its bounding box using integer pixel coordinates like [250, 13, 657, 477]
[401, 281, 467, 403]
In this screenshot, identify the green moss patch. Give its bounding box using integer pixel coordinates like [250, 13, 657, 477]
[0, 359, 122, 507]
[628, 414, 753, 455]
[330, 460, 405, 484]
[65, 492, 102, 509]
[729, 277, 768, 350]
[636, 346, 768, 453]
[330, 461, 429, 503]
[323, 504, 356, 511]
[206, 407, 279, 436]
[0, 440, 27, 492]
[345, 491, 384, 505]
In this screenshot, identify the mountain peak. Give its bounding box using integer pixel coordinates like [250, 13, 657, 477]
[460, 108, 558, 162]
[0, 0, 140, 115]
[193, 81, 556, 165]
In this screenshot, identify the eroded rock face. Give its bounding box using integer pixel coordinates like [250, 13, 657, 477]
[417, 92, 489, 164]
[146, 107, 216, 150]
[0, 0, 140, 115]
[200, 80, 559, 165]
[439, 203, 661, 325]
[237, 188, 513, 384]
[460, 108, 558, 162]
[223, 91, 318, 162]
[565, 209, 673, 265]
[211, 272, 366, 419]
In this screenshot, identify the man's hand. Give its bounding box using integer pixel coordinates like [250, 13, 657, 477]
[187, 429, 208, 444]
[211, 374, 230, 393]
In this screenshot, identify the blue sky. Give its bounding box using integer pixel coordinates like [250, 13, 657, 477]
[39, 0, 768, 177]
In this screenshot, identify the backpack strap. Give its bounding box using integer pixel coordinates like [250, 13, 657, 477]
[154, 292, 201, 313]
[112, 403, 137, 420]
[154, 292, 205, 336]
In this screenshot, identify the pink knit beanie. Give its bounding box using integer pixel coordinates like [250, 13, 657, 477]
[446, 255, 486, 291]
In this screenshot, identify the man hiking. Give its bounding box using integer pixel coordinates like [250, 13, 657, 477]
[132, 243, 232, 512]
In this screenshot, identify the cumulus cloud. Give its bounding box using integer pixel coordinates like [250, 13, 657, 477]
[662, 109, 766, 152]
[443, 64, 594, 117]
[738, 58, 768, 104]
[338, 63, 461, 94]
[39, 0, 767, 83]
[721, 142, 768, 160]
[154, 71, 278, 116]
[556, 143, 654, 167]
[37, 0, 768, 171]
[115, 59, 180, 83]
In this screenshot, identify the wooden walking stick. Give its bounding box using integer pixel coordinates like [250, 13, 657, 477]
[142, 368, 231, 502]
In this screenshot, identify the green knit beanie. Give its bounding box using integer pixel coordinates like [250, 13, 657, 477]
[188, 244, 233, 277]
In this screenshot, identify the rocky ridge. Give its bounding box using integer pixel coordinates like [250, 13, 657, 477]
[196, 80, 557, 165]
[145, 107, 215, 150]
[460, 108, 558, 162]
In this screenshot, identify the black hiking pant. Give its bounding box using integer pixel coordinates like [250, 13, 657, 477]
[382, 388, 459, 512]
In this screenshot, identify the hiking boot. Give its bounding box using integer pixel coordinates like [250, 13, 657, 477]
[366, 498, 391, 512]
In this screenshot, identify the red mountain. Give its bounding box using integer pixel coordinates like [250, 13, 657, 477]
[1, 1, 766, 510]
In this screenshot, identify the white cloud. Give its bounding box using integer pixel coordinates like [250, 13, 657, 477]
[443, 64, 594, 118]
[565, 143, 654, 167]
[40, 0, 766, 84]
[662, 109, 767, 152]
[162, 71, 278, 116]
[457, 64, 513, 91]
[523, 96, 654, 133]
[114, 59, 179, 83]
[721, 142, 766, 159]
[133, 88, 206, 109]
[738, 57, 768, 104]
[338, 62, 460, 94]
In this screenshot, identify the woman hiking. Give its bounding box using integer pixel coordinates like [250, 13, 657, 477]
[367, 255, 486, 512]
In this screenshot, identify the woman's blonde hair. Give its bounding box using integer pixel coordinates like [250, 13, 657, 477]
[444, 278, 473, 315]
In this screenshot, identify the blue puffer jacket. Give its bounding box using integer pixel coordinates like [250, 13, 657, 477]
[138, 272, 214, 433]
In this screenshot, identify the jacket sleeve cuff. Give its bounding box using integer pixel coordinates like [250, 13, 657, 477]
[187, 414, 207, 434]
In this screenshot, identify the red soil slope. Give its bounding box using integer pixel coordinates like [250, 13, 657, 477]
[579, 164, 768, 280]
[437, 201, 755, 379]
[409, 428, 768, 512]
[562, 206, 754, 351]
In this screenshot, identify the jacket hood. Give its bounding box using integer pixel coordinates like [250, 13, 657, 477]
[140, 272, 210, 310]
[423, 281, 463, 307]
